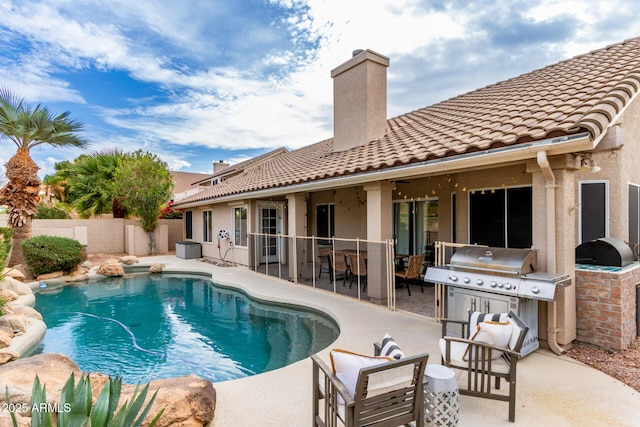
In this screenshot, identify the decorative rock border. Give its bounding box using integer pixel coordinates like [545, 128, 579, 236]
[0, 275, 46, 364]
[0, 260, 215, 426]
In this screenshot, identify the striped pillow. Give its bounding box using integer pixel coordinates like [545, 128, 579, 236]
[380, 333, 405, 359]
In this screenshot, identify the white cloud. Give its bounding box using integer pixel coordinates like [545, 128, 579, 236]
[3, 0, 640, 171]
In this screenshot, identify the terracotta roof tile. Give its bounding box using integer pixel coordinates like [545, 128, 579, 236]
[176, 37, 640, 205]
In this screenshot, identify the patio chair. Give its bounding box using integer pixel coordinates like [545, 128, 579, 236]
[347, 252, 367, 292]
[394, 253, 425, 296]
[312, 346, 429, 427]
[318, 246, 332, 279]
[329, 250, 350, 286]
[439, 310, 529, 422]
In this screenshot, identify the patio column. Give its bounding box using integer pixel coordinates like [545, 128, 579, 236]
[363, 181, 394, 304]
[286, 192, 308, 282]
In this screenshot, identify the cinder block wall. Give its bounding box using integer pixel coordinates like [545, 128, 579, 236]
[575, 265, 639, 350]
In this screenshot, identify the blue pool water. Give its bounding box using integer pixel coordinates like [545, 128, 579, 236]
[34, 273, 339, 383]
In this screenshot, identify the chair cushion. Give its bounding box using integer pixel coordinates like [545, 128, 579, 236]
[465, 320, 513, 360]
[439, 338, 511, 375]
[330, 349, 394, 397]
[379, 333, 405, 360]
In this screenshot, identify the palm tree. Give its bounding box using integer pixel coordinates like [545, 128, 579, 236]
[0, 88, 87, 267]
[68, 150, 127, 218]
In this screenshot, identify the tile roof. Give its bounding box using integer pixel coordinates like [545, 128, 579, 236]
[177, 37, 640, 206]
[192, 147, 289, 184]
[170, 171, 211, 194]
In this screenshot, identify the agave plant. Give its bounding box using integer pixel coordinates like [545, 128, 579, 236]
[5, 373, 163, 427]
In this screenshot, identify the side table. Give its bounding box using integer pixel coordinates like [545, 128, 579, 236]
[424, 364, 459, 426]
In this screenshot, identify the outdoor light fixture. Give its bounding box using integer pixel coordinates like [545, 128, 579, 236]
[578, 154, 601, 173]
[580, 158, 591, 172]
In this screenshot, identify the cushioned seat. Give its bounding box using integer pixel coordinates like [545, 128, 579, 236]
[312, 338, 429, 427]
[439, 310, 529, 422]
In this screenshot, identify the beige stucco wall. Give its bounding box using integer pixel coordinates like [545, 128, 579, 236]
[601, 98, 640, 241]
[0, 215, 182, 255]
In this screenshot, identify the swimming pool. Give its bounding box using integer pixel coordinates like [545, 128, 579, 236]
[34, 273, 339, 383]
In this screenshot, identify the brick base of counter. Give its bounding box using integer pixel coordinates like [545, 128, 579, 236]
[575, 264, 639, 351]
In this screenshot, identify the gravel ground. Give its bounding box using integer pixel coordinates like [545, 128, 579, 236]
[565, 338, 640, 392]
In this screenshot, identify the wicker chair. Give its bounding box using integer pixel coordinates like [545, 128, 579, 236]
[329, 251, 350, 286]
[347, 252, 367, 292]
[394, 253, 425, 296]
[439, 310, 529, 422]
[312, 347, 429, 427]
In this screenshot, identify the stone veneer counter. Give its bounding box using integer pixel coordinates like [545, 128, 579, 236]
[575, 262, 640, 350]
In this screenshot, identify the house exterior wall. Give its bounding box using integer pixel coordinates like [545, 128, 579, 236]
[189, 203, 251, 266]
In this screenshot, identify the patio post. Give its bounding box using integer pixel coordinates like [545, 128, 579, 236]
[363, 181, 394, 304]
[286, 192, 309, 281]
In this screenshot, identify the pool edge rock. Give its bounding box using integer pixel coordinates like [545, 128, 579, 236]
[0, 353, 217, 427]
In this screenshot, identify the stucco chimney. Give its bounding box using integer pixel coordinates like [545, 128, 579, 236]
[331, 49, 389, 152]
[213, 160, 230, 174]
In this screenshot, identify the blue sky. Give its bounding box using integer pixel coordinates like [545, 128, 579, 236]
[1, 0, 640, 179]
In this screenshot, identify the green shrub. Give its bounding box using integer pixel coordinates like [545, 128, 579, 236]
[5, 373, 164, 427]
[36, 204, 72, 219]
[0, 297, 6, 315]
[21, 236, 83, 277]
[0, 227, 11, 278]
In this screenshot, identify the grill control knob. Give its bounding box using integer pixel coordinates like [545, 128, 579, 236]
[449, 275, 458, 282]
[531, 286, 540, 294]
[476, 279, 483, 286]
[498, 282, 504, 288]
[490, 281, 497, 288]
[463, 277, 470, 284]
[504, 283, 513, 290]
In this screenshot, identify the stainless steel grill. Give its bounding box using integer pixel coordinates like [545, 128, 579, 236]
[424, 246, 570, 301]
[424, 245, 572, 356]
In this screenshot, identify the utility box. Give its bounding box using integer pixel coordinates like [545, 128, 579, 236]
[176, 241, 202, 259]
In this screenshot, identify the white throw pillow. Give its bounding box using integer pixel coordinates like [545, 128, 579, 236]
[464, 321, 513, 361]
[330, 349, 394, 397]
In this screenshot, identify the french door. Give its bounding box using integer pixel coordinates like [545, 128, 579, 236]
[258, 203, 285, 264]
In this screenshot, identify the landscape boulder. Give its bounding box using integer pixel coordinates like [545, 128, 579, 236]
[36, 271, 64, 281]
[119, 255, 139, 265]
[97, 262, 125, 277]
[1, 267, 25, 282]
[150, 263, 164, 273]
[0, 277, 32, 296]
[0, 353, 217, 427]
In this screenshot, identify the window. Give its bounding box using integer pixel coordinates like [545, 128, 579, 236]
[185, 210, 193, 239]
[233, 207, 247, 247]
[203, 210, 213, 243]
[630, 184, 640, 245]
[316, 204, 335, 245]
[469, 187, 532, 248]
[580, 181, 608, 243]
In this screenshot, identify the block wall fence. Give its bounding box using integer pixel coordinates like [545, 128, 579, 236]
[0, 215, 183, 256]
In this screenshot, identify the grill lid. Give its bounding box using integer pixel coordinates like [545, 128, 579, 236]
[450, 246, 536, 275]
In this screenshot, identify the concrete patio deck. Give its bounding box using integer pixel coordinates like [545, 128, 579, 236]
[143, 255, 640, 426]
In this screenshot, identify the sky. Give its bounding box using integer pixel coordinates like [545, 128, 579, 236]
[1, 0, 640, 180]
